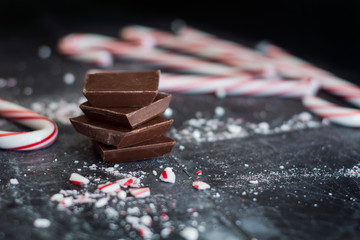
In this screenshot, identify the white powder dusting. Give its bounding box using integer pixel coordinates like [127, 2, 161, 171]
[170, 112, 325, 143]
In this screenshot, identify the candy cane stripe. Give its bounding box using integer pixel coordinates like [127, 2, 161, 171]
[0, 98, 58, 151]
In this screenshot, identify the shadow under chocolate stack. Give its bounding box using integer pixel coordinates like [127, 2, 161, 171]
[70, 70, 176, 163]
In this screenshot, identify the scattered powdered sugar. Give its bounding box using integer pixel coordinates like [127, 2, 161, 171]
[30, 97, 86, 124]
[170, 112, 326, 143]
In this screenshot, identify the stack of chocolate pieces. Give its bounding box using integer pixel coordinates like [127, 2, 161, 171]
[70, 70, 176, 163]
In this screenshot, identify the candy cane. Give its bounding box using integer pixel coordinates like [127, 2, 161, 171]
[160, 74, 319, 98]
[120, 25, 275, 77]
[58, 33, 254, 77]
[178, 26, 268, 62]
[303, 96, 360, 127]
[0, 98, 58, 151]
[257, 43, 360, 108]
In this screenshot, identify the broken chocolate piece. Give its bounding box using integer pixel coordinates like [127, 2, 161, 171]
[80, 92, 172, 128]
[83, 70, 160, 107]
[70, 115, 173, 148]
[93, 135, 176, 163]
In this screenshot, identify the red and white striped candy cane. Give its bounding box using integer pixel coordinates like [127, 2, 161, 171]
[58, 33, 253, 77]
[257, 43, 360, 127]
[0, 98, 58, 150]
[160, 73, 319, 98]
[120, 25, 274, 77]
[303, 96, 360, 127]
[257, 42, 360, 108]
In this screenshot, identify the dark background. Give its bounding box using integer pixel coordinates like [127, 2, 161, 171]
[0, 0, 359, 83]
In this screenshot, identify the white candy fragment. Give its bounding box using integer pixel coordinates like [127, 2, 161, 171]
[127, 207, 141, 216]
[50, 193, 64, 202]
[63, 72, 75, 85]
[180, 227, 199, 240]
[117, 177, 141, 188]
[249, 180, 259, 184]
[89, 164, 97, 170]
[117, 190, 127, 200]
[163, 107, 173, 117]
[192, 181, 210, 190]
[159, 167, 176, 184]
[215, 106, 225, 117]
[97, 182, 120, 193]
[129, 188, 151, 198]
[33, 218, 51, 228]
[95, 197, 109, 208]
[140, 215, 152, 226]
[69, 173, 90, 185]
[58, 197, 73, 208]
[161, 227, 172, 238]
[138, 225, 153, 239]
[10, 178, 19, 185]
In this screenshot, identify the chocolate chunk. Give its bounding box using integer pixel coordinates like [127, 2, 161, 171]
[83, 70, 160, 107]
[93, 135, 176, 163]
[70, 115, 173, 148]
[80, 92, 172, 128]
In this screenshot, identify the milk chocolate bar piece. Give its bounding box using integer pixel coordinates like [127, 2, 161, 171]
[80, 92, 172, 129]
[83, 70, 160, 107]
[93, 135, 176, 163]
[70, 115, 173, 148]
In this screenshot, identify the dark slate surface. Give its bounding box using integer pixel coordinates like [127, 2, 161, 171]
[1, 17, 360, 240]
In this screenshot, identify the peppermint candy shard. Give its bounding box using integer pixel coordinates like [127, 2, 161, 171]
[117, 177, 141, 188]
[97, 182, 121, 193]
[192, 181, 210, 190]
[129, 187, 151, 198]
[159, 167, 176, 184]
[69, 173, 90, 185]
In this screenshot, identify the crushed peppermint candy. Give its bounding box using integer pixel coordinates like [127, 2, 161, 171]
[117, 176, 141, 188]
[9, 178, 19, 185]
[170, 112, 325, 143]
[192, 181, 210, 190]
[249, 180, 259, 184]
[180, 227, 199, 240]
[129, 188, 151, 198]
[98, 182, 121, 193]
[95, 197, 109, 208]
[117, 190, 127, 200]
[69, 173, 90, 185]
[159, 167, 176, 184]
[196, 170, 202, 176]
[33, 218, 51, 228]
[30, 97, 86, 125]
